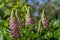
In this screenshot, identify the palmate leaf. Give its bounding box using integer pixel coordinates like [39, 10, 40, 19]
[0, 29, 10, 40]
[0, 28, 10, 40]
[0, 19, 9, 28]
[0, 19, 10, 40]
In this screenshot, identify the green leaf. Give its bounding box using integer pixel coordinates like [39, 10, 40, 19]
[0, 34, 3, 40]
[54, 28, 60, 37]
[5, 0, 8, 2]
[0, 3, 4, 9]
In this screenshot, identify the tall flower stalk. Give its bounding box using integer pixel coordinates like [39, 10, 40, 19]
[9, 9, 22, 39]
[41, 9, 49, 29]
[25, 7, 34, 27]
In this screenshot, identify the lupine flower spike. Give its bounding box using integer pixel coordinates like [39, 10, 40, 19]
[41, 9, 49, 29]
[25, 7, 33, 27]
[9, 9, 22, 39]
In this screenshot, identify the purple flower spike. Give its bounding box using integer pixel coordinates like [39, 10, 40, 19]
[9, 9, 22, 39]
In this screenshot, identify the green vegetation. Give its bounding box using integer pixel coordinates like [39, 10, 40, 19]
[0, 0, 60, 40]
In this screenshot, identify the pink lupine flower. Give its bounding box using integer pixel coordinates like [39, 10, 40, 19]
[25, 14, 32, 26]
[9, 9, 22, 39]
[25, 7, 34, 27]
[41, 9, 49, 29]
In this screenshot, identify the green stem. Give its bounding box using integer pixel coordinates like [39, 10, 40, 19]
[11, 8, 14, 17]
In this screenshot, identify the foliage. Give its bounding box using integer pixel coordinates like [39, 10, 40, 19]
[0, 0, 60, 40]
